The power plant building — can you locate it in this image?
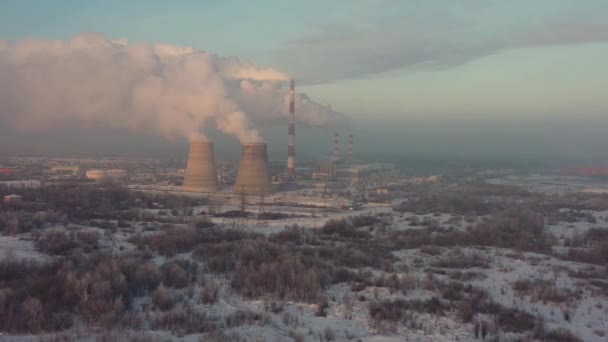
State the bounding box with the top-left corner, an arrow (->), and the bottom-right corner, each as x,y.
86,169 -> 128,182
335,165 -> 369,182
51,165 -> 80,175
3,194 -> 23,204
312,160 -> 336,181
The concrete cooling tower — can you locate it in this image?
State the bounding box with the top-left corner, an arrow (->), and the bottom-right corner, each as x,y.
234,143 -> 273,195
182,141 -> 218,192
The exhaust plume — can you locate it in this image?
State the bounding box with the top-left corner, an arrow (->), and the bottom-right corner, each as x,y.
0,32 -> 343,143
237,80 -> 347,128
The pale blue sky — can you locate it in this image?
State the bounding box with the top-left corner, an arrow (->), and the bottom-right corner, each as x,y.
1,0 -> 607,159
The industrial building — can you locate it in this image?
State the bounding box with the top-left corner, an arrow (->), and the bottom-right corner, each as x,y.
312,160 -> 336,181
3,194 -> 23,204
86,169 -> 127,182
335,165 -> 369,182
51,165 -> 80,175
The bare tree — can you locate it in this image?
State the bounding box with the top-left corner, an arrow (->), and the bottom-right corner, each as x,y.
21,297 -> 44,332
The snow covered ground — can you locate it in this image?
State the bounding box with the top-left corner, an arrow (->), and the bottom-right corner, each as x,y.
2,178 -> 608,341
0,235 -> 47,261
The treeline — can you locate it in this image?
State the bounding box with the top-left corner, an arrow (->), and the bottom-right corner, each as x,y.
0,250 -> 231,334
394,183 -> 608,218
0,184 -> 211,235
0,184 -> 208,219
388,207 -> 552,253
543,192 -> 608,212
563,227 -> 608,266
131,216 -> 394,306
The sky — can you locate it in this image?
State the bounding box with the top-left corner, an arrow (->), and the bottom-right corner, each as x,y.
1,0 -> 607,162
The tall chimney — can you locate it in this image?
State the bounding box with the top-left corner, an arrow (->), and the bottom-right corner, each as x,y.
287,79 -> 296,178
348,133 -> 353,164
332,131 -> 340,162
182,141 -> 218,192
234,143 -> 273,195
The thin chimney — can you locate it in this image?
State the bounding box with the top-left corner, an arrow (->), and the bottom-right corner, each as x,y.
348,133 -> 353,164
287,79 -> 295,178
333,131 -> 340,162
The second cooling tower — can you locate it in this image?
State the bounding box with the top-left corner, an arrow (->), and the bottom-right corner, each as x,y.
182,141 -> 218,192
234,143 -> 273,195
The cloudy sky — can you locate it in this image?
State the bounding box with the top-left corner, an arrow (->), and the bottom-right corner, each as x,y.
1,0 -> 607,161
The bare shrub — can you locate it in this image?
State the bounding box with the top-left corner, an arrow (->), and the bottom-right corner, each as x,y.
546,328 -> 582,342
289,331 -> 306,342
513,278 -> 532,295
368,297 -> 447,322
80,257 -> 128,326
151,306 -> 214,334
225,310 -> 267,328
231,241 -> 325,303
496,308 -> 535,333
351,215 -> 380,227
201,280 -> 219,304
132,226 -> 258,257
481,320 -> 488,339
321,219 -> 370,239
20,297 -> 44,332
513,278 -> 573,303
162,262 -> 189,289
441,281 -> 465,302
419,245 -> 441,255
566,239 -> 608,265
152,283 -> 174,311
131,261 -> 161,295
315,296 -> 328,317
432,252 -> 490,269
332,267 -> 359,284
457,299 -> 474,323
323,326 -> 336,341
36,230 -> 77,255
270,226 -> 303,243
450,270 -> 487,281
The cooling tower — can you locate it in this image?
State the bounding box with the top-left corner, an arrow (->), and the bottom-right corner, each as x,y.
182,141 -> 218,192
234,143 -> 273,195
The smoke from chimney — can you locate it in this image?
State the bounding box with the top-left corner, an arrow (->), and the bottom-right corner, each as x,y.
0,32 -> 345,144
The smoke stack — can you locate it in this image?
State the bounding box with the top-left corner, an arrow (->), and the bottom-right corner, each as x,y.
332,131 -> 340,162
348,133 -> 353,164
287,79 -> 296,178
182,141 -> 218,192
234,143 -> 273,195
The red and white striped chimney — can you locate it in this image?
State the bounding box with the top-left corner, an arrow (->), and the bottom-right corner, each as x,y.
333,131 -> 340,162
287,79 -> 295,178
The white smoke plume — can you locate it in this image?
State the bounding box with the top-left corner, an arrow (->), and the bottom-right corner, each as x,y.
237,80 -> 346,128
0,32 -> 344,143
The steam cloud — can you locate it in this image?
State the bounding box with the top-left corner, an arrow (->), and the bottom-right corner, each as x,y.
0,32 -> 345,143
